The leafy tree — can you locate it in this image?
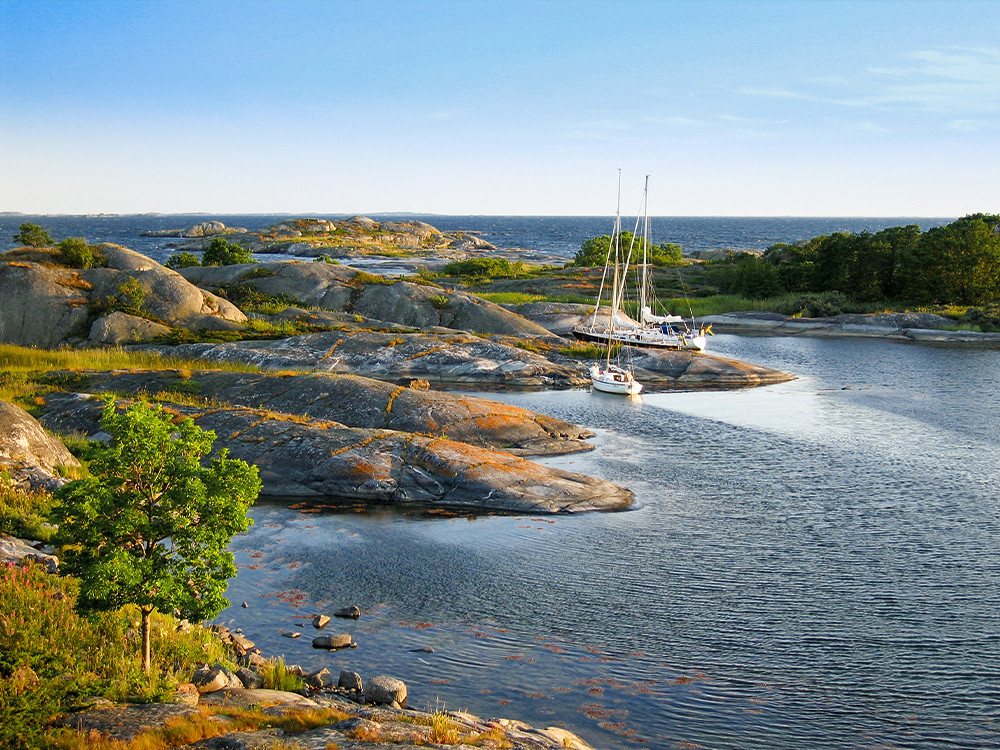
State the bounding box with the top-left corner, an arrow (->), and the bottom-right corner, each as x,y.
571,232 -> 682,267
54,398 -> 261,672
202,237 -> 254,266
57,238 -> 95,268
13,223 -> 53,247
165,252 -> 201,269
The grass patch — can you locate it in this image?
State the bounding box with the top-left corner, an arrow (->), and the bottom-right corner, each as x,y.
557,341 -> 605,359
0,561 -> 234,749
0,479 -> 57,542
260,657 -> 303,692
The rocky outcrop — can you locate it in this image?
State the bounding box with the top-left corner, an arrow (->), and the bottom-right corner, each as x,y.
74,369 -> 595,455
180,261 -> 558,340
87,311 -> 172,346
0,245 -> 246,347
140,330 -> 587,388
0,535 -> 58,573
39,392 -> 633,513
629,348 -> 796,388
701,311 -> 1000,348
0,401 -> 79,491
140,221 -> 247,238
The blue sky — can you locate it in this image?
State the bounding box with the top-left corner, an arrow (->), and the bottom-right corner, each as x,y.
1,0 -> 998,215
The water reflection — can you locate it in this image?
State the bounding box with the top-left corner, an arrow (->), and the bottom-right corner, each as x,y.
221,337 -> 1000,749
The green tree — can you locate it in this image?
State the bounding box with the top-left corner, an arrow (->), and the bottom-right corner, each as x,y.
12,223 -> 53,247
202,237 -> 254,266
165,252 -> 201,269
53,398 -> 261,672
572,232 -> 683,268
57,237 -> 95,268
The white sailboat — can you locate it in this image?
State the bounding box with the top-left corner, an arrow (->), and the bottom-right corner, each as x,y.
572,175 -> 712,352
588,172 -> 643,396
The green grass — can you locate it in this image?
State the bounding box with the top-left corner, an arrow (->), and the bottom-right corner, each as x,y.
0,561 -> 235,749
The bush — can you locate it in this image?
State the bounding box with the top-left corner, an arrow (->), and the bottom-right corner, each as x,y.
429,294 -> 451,309
165,252 -> 200,269
783,292 -> 849,318
57,238 -> 95,269
202,238 -> 254,266
12,223 -> 52,248
441,257 -> 525,279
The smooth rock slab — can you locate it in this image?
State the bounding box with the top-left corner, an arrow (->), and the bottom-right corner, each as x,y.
40,392 -> 634,514
77,368 -> 596,456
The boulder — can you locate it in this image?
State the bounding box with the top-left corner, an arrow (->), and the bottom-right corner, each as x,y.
197,687 -> 319,710
334,605 -> 361,619
235,667 -> 265,690
365,675 -> 407,707
304,667 -> 335,688
0,246 -> 246,347
0,535 -> 59,573
87,311 -> 171,346
40,392 -> 634,513
0,401 -> 80,491
173,683 -> 199,706
338,670 -> 363,692
312,634 -> 355,650
312,614 -> 331,629
180,261 -> 557,340
191,664 -> 243,693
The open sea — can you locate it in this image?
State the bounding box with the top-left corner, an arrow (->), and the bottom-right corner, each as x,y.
0,213 -> 956,265
6,214 -> 996,749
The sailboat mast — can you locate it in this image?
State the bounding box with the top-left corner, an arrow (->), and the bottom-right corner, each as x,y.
640,175 -> 649,321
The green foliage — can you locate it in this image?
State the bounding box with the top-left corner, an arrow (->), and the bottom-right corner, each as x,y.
312,254 -> 340,264
53,397 -> 261,671
261,657 -> 304,692
571,231 -> 682,267
218,283 -> 298,314
960,304 -> 1000,332
12,223 -> 53,248
57,237 -> 96,269
781,292 -> 849,318
350,270 -> 393,286
240,266 -> 277,280
0,478 -> 56,542
429,294 -> 451,309
0,562 -> 233,749
202,237 -> 255,266
115,277 -> 146,315
165,252 -> 201,269
441,257 -> 528,279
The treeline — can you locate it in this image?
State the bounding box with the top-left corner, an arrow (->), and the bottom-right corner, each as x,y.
706,214 -> 1000,306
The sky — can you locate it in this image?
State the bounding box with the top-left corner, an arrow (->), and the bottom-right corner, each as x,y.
1,0 -> 998,216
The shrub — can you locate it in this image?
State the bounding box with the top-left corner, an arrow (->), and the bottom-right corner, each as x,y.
261,657 -> 304,692
57,238 -> 95,269
165,252 -> 201,269
783,292 -> 849,318
429,294 -> 451,309
441,257 -> 525,279
202,238 -> 254,266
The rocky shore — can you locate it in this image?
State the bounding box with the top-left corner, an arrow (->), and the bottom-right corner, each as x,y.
701,311 -> 1000,347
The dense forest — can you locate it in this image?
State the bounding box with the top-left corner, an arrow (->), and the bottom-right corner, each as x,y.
703,214 -> 1000,308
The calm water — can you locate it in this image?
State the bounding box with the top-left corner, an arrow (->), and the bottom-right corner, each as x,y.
217,335 -> 1000,750
0,213 -> 955,264
5,214 -> 994,746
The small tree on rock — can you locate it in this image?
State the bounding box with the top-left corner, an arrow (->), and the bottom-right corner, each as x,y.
13,222 -> 53,247
54,398 -> 261,672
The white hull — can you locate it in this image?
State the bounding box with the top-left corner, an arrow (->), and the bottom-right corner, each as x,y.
590,363 -> 643,395
574,325 -> 708,352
